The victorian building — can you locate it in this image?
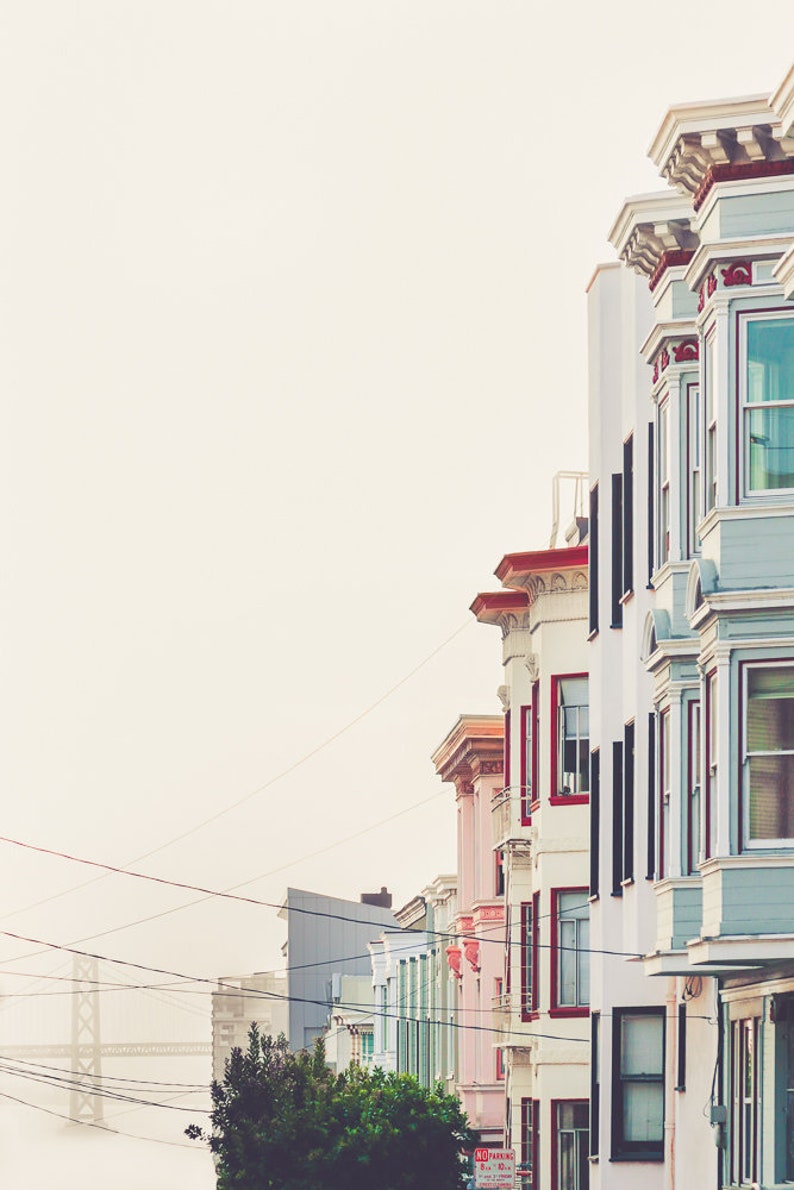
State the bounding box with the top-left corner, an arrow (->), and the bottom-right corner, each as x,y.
588,62 -> 794,1190
472,529 -> 591,1188
368,874 -> 458,1094
433,716 -> 506,1148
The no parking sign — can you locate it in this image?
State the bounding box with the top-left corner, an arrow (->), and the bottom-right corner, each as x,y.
473,1147 -> 515,1188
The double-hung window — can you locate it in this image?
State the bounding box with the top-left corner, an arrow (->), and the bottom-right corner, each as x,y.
521,1099 -> 540,1187
705,670 -> 718,859
554,1101 -> 590,1190
657,399 -> 671,565
658,709 -> 671,878
589,484 -> 599,634
730,1015 -> 759,1186
521,894 -> 539,1020
704,332 -> 717,512
743,663 -> 794,845
686,700 -> 701,873
744,315 -> 794,493
552,889 -> 589,1014
687,382 -> 701,553
623,434 -> 634,597
612,1008 -> 665,1160
521,684 -> 539,821
554,676 -> 589,799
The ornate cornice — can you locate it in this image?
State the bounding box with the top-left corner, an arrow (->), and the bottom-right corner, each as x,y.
608,192 -> 698,288
431,716 -> 504,791
648,87 -> 794,208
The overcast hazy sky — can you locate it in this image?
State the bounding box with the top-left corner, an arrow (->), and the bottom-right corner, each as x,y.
0,2 -> 792,1183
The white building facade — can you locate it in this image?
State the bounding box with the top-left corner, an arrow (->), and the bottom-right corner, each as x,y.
473,537 -> 591,1189
589,63 -> 794,1190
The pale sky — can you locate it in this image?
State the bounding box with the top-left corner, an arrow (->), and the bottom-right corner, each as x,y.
0,3 -> 792,1182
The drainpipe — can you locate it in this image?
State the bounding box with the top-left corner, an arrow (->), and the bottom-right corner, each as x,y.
666,977 -> 677,1190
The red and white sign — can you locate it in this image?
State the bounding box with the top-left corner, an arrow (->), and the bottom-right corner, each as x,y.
473,1147 -> 516,1188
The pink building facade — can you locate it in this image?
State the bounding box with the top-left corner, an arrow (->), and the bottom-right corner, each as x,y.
433,715 -> 506,1148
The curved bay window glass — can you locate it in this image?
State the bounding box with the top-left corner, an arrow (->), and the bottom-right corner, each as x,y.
745,317 -> 794,493
557,677 -> 590,797
744,664 -> 794,845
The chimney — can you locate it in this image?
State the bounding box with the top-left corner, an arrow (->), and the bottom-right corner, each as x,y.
360,886 -> 392,909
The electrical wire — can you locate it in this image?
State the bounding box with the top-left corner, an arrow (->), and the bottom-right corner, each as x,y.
0,1089 -> 201,1149
0,1054 -> 206,1090
0,926 -> 710,1045
0,1061 -> 209,1113
0,618 -> 473,930
0,839 -> 644,962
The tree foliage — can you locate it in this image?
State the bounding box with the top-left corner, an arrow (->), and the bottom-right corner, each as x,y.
187,1024 -> 475,1189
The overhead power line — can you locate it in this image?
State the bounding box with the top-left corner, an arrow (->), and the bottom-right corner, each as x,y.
0,838 -> 640,962
0,617 -> 473,929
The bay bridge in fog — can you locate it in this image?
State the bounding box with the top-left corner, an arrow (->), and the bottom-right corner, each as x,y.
0,955 -> 212,1125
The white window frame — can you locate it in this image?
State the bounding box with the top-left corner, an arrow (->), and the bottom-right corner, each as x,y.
742,660 -> 794,849
730,1015 -> 760,1187
740,311 -> 794,499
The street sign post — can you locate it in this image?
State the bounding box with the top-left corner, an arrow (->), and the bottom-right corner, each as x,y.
473,1147 -> 516,1188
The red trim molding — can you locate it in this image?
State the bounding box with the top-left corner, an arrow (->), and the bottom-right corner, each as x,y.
495,545 -> 588,584
722,260 -> 752,288
549,673 -> 589,805
470,590 -> 530,617
673,338 -> 699,363
694,159 -> 794,212
549,887 -> 589,1018
648,248 -> 695,293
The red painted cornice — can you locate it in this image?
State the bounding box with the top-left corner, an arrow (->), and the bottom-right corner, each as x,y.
694,159 -> 794,212
495,544 -> 588,587
470,590 -> 530,620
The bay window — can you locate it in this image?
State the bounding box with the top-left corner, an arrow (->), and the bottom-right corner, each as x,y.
552,889 -> 589,1013
743,662 -> 794,845
553,675 -> 589,800
612,1008 -> 665,1160
744,315 -> 794,493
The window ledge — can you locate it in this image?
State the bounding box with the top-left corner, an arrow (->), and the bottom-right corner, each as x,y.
619,589 -> 635,606
620,877 -> 635,889
609,1154 -> 664,1164
548,1007 -> 589,1019
550,795 -> 589,807
587,628 -> 599,642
